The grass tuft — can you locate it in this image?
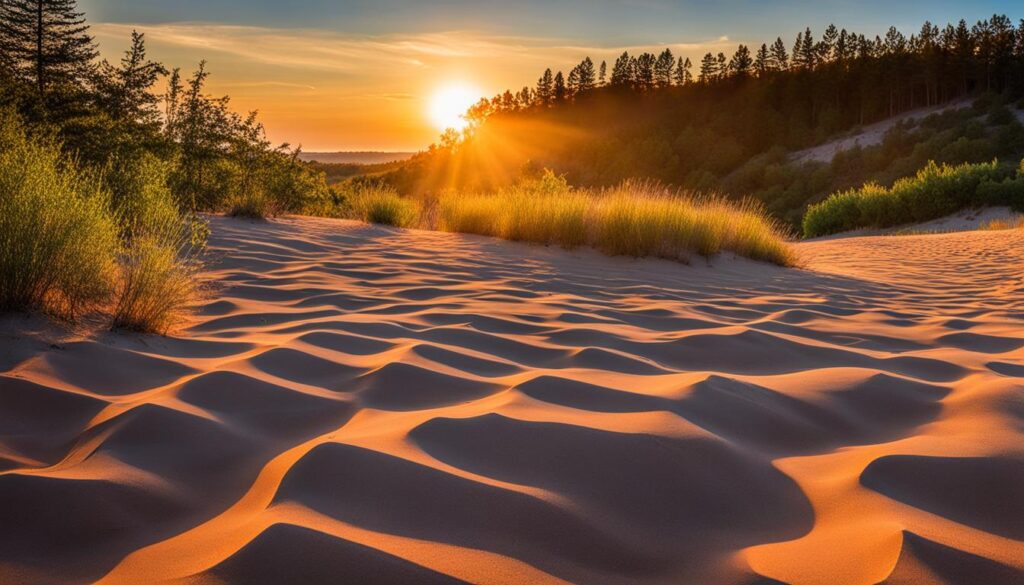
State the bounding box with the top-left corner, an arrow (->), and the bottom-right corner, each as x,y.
980,215 -> 1024,230
434,173 -> 795,265
350,184 -> 419,227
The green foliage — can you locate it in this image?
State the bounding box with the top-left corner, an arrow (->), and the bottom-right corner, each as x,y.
803,159 -> 1024,237
0,110 -> 119,316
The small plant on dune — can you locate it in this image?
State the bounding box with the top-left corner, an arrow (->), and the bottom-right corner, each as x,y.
0,112 -> 120,318
106,154 -> 207,333
227,189 -> 280,219
349,184 -> 419,227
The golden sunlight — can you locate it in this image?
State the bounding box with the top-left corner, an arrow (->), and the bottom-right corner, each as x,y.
428,83 -> 481,131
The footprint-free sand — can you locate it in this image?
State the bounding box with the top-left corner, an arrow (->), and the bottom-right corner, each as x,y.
1,216 -> 1022,584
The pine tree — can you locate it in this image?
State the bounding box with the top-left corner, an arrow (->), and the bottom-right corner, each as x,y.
553,70 -> 567,101
536,68 -> 554,105
673,56 -> 686,85
0,0 -> 97,95
654,48 -> 674,87
681,57 -> 693,84
755,43 -> 771,75
770,37 -> 789,70
634,52 -> 656,90
801,28 -> 817,69
576,56 -> 596,92
94,30 -> 167,125
598,60 -> 607,86
567,66 -> 580,96
729,45 -> 753,77
819,24 -> 838,63
715,52 -> 727,79
698,52 -> 717,83
610,51 -> 632,87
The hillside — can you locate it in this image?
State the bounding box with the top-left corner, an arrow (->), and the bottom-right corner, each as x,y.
298,151 -> 416,165
1,216 -> 1022,584
373,15 -> 1024,228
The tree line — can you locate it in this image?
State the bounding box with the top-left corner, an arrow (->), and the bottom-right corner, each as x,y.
464,16 -> 1024,125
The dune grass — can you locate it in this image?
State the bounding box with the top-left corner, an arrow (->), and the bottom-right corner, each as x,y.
0,114 -> 120,317
349,184 -> 419,227
803,159 -> 1024,237
980,215 -> 1024,230
367,172 -> 794,265
106,155 -> 206,332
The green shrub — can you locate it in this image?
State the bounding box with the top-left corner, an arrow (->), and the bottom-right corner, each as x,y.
0,112 -> 120,317
803,159 -> 1021,237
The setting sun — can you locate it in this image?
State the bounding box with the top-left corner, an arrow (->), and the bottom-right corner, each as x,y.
428,84 -> 481,131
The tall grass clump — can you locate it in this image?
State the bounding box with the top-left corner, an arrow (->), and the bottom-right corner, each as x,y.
434,174 -> 795,265
803,159 -> 1024,237
349,184 -> 419,227
106,154 -> 206,332
0,113 -> 120,317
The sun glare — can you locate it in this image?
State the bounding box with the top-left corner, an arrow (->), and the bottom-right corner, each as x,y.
429,84 -> 481,131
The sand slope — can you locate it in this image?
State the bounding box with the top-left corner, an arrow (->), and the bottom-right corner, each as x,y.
1,216 -> 1022,584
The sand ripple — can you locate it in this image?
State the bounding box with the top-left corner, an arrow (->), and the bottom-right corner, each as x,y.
1,217 -> 1022,584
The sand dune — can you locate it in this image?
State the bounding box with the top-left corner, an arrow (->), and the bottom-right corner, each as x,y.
1,216 -> 1022,584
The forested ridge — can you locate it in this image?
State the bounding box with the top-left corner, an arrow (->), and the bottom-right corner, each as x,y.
383,15 -> 1024,225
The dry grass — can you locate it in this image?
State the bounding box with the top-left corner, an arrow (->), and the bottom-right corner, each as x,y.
401,174 -> 794,265
979,215 -> 1024,230
350,184 -> 419,227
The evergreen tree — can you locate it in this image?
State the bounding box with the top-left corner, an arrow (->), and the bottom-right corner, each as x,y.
699,52 -> 717,83
672,56 -> 686,85
553,70 -> 567,102
536,68 -> 554,105
770,37 -> 789,70
819,24 -> 838,63
654,48 -> 674,87
93,31 -> 167,125
681,57 -> 693,84
755,43 -> 771,75
567,66 -> 580,96
801,28 -> 817,68
610,51 -> 632,87
716,52 -> 728,79
729,45 -> 753,77
0,0 -> 97,95
577,56 -> 596,91
634,52 -> 656,90
598,60 -> 607,86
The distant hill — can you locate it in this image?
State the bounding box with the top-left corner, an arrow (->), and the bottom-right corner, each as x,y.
299,151 -> 416,165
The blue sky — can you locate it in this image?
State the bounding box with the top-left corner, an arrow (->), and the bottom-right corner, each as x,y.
78,1 -> 1022,150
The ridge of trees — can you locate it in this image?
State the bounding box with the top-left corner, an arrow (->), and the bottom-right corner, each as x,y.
383,14 -> 1024,228
463,16 -> 1024,125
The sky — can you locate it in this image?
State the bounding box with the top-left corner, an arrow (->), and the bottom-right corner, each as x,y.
79,0 -> 1019,151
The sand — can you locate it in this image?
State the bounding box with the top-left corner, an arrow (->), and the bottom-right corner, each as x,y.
1,215 -> 1022,584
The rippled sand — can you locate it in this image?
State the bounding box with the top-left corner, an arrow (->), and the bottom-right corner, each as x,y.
1,216 -> 1022,584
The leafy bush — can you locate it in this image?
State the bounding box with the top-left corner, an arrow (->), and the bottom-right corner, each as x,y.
803,159 -> 1023,237
0,112 -> 120,317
